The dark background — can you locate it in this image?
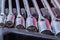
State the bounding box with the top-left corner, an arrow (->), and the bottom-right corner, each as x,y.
5,0 -> 53,8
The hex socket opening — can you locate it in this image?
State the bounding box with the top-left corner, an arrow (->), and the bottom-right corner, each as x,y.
41,30 -> 54,35
27,26 -> 37,32
16,24 -> 25,29
6,21 -> 14,28
0,23 -> 4,27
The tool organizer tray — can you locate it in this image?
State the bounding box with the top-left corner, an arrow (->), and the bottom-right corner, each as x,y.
0,0 -> 60,40
0,7 -> 59,40
2,27 -> 60,40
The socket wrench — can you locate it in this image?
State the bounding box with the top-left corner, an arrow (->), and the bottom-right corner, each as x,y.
15,0 -> 25,29
23,0 -> 37,32
41,0 -> 60,37
32,0 -> 52,35
6,0 -> 15,28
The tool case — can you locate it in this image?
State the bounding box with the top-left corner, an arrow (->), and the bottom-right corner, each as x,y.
0,0 -> 60,40
1,8 -> 60,40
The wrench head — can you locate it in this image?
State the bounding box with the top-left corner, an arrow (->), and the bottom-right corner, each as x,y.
15,16 -> 25,29
38,19 -> 53,35
26,17 -> 37,32
51,20 -> 60,37
6,14 -> 15,27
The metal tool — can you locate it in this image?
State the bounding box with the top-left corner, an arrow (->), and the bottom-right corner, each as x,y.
52,8 -> 60,19
51,0 -> 60,9
15,0 -> 25,29
6,0 -> 15,28
12,8 -> 17,16
51,0 -> 60,19
30,7 -> 38,20
4,8 -> 9,16
40,8 -> 51,21
23,0 -> 37,32
32,0 -> 52,35
0,0 -> 6,27
51,0 -> 57,8
21,8 -> 27,20
41,0 -> 60,37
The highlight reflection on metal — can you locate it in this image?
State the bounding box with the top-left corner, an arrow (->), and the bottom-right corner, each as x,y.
23,0 -> 37,32
41,0 -> 60,37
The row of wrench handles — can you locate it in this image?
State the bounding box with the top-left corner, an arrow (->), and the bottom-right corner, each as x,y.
0,0 -> 60,37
